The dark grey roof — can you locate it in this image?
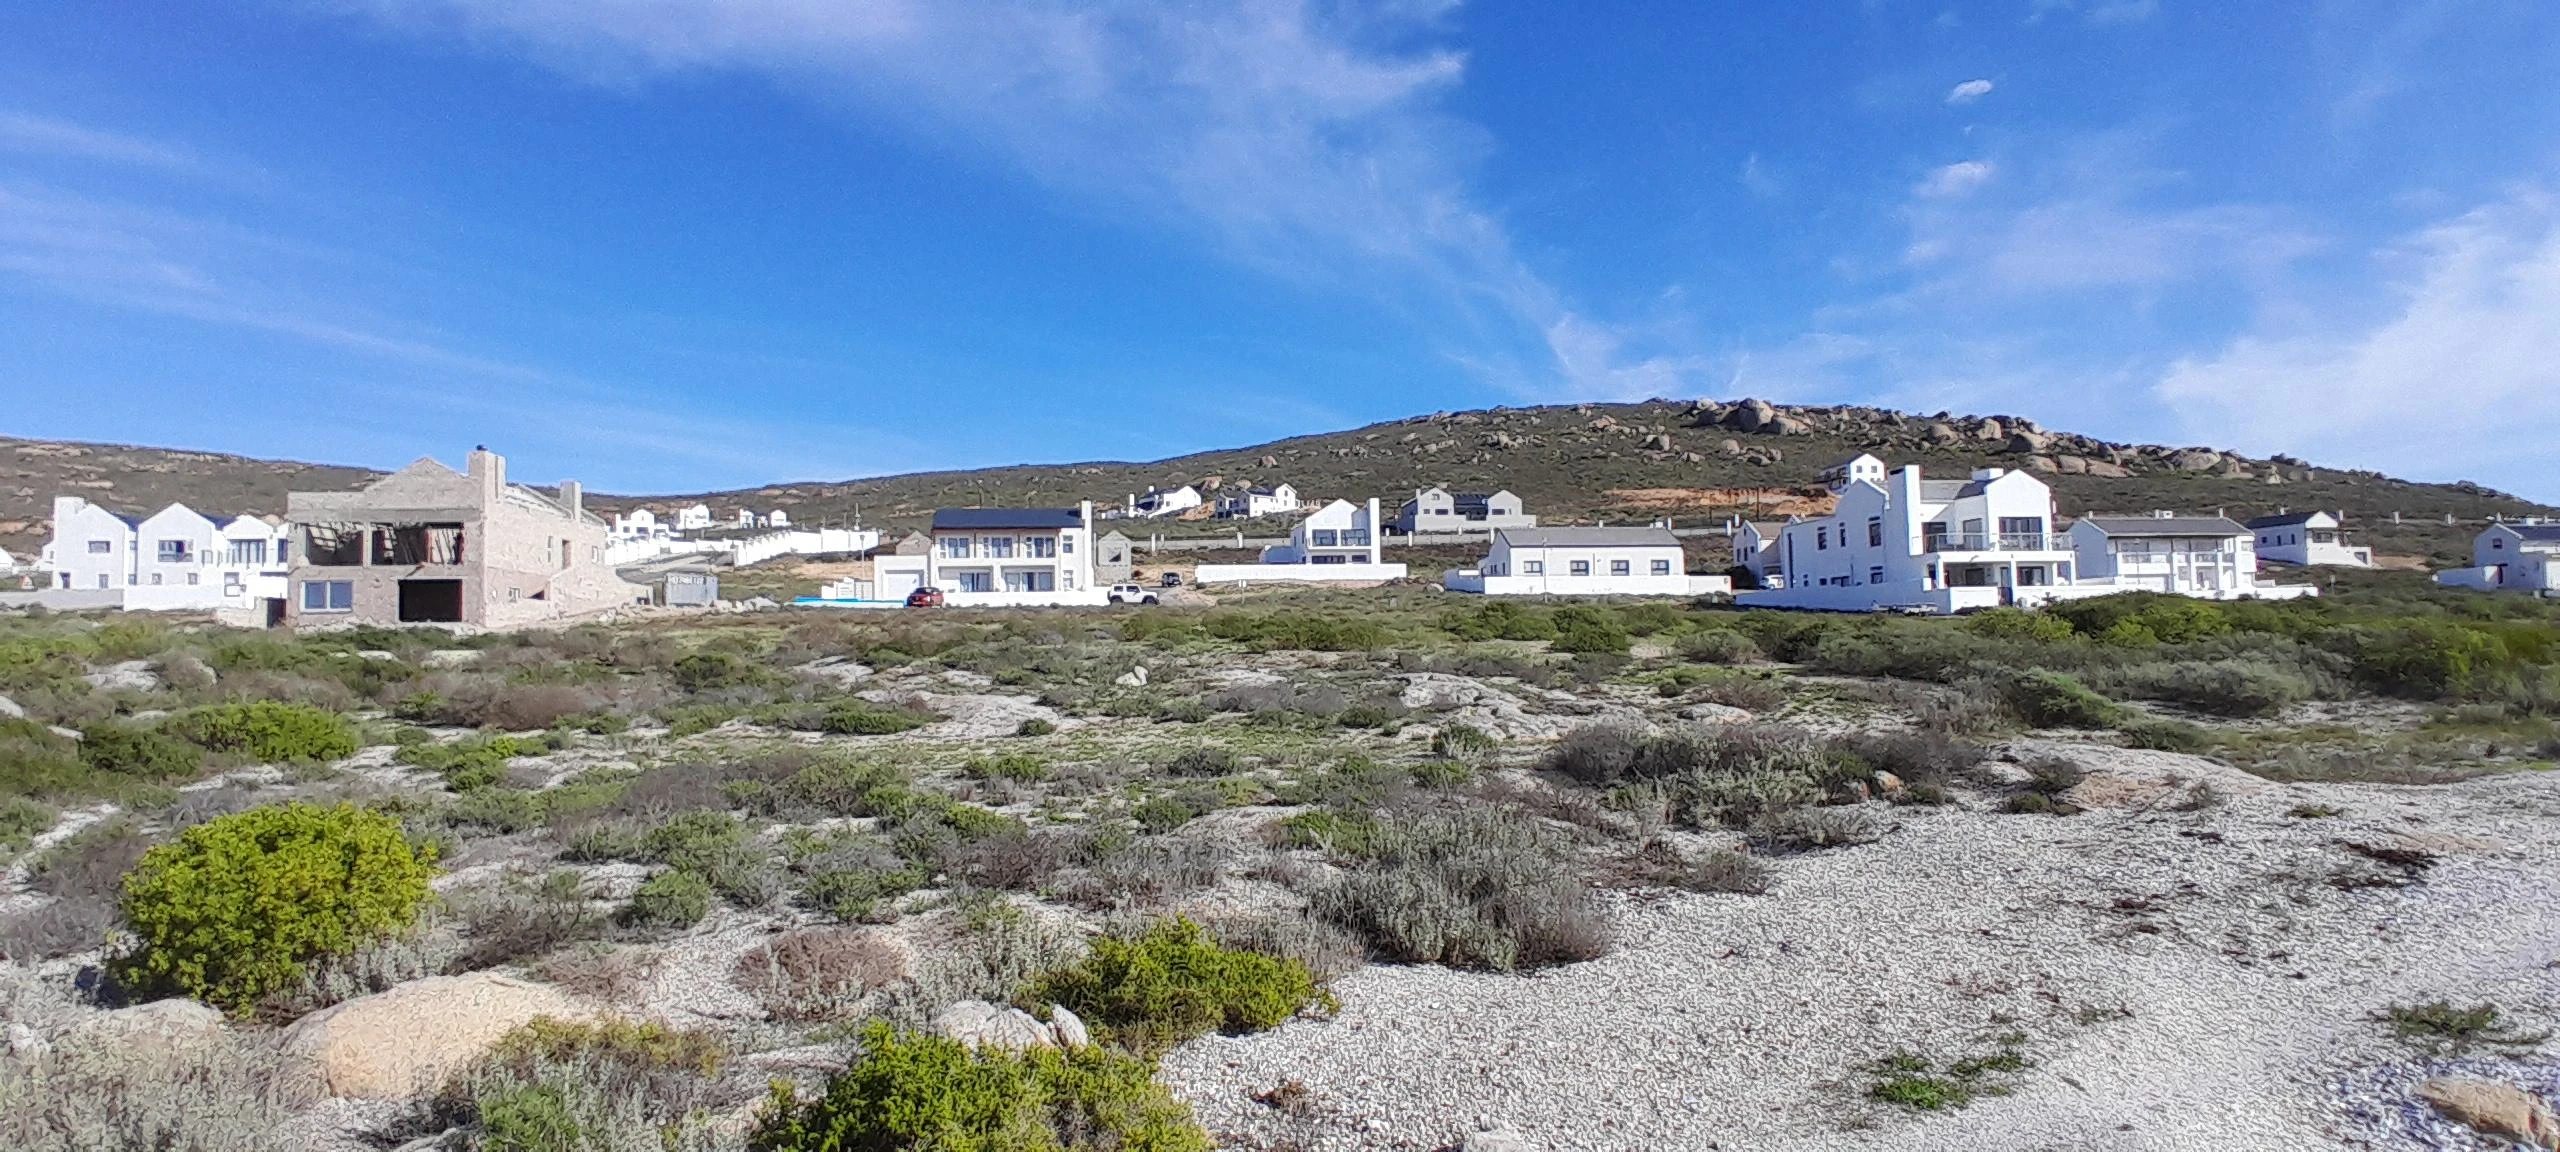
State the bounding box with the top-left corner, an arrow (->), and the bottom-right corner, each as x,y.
932,508 -> 1082,530
2078,515 -> 2249,537
2504,524 -> 2560,543
1919,480 -> 1987,501
2243,512 -> 2324,529
1497,526 -> 1680,549
1246,486 -> 1280,496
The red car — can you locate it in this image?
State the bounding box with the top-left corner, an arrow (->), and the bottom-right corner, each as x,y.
904,586 -> 945,608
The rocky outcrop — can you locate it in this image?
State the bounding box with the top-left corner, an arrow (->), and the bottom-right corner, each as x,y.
935,999 -> 1093,1052
2419,1078 -> 2560,1150
81,661 -> 160,693
56,999 -> 227,1050
282,973 -> 596,1100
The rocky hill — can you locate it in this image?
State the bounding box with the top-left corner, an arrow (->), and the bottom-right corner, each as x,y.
4,400 -> 2547,563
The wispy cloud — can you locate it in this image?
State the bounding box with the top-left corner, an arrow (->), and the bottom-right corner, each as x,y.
2028,0 -> 2157,26
0,110 -> 205,174
1915,160 -> 1995,199
329,0 -> 1697,402
1945,78 -> 1994,105
2157,186 -> 2560,500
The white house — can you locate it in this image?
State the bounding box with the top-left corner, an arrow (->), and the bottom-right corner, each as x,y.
1216,484 -> 1300,519
1196,498 -> 1406,584
42,496 -> 292,615
2067,514 -> 2311,600
2246,511 -> 2372,568
611,509 -> 670,544
767,509 -> 791,528
1736,456 -> 2099,613
732,508 -> 758,529
214,515 -> 293,606
48,496 -> 138,592
1444,526 -> 1724,597
0,545 -> 15,573
132,504 -> 227,592
1396,487 -> 1535,535
1129,486 -> 1203,519
2437,521 -> 2560,595
674,503 -> 713,532
870,503 -> 1108,607
1729,520 -> 1787,589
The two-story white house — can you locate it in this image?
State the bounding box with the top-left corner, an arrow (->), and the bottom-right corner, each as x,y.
611,508 -> 671,544
1730,520 -> 1787,589
1196,498 -> 1406,584
1445,526 -> 1722,597
2066,513 -> 2312,600
871,503 -> 1107,606
1215,484 -> 1300,519
673,503 -> 713,532
2246,511 -> 2372,568
44,496 -> 293,615
2437,521 -> 2560,595
1395,487 -> 1536,535
48,496 -> 141,592
1736,456 -> 2094,612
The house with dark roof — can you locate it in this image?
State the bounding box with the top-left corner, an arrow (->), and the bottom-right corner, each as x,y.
2438,520 -> 2560,595
871,501 -> 1106,606
2245,510 -> 2372,568
2067,513 -> 2311,600
1215,483 -> 1300,519
1446,525 -> 1726,597
1395,486 -> 1535,535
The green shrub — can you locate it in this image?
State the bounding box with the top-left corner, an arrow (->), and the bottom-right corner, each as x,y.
1015,718 -> 1056,737
621,870 -> 712,929
399,734 -> 545,792
966,751 -> 1050,782
1999,670 -> 2119,728
1165,746 -> 1239,777
1549,606 -> 1632,655
0,796 -> 52,856
165,701 -> 357,765
817,700 -> 935,735
671,651 -> 767,693
76,723 -> 205,781
749,1021 -> 1211,1152
112,802 -> 436,1012
1203,613 -> 1390,652
2103,659 -> 2311,718
2117,717 -> 2213,753
1961,608 -> 2077,644
1031,918 -> 1330,1055
1130,793 -> 1210,834
1677,628 -> 1763,664
1313,808 -> 1607,972
1439,602 -> 1556,642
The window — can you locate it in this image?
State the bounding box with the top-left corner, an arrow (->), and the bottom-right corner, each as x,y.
228,539 -> 267,566
1026,536 -> 1056,559
1570,560 -> 1591,576
149,574 -> 162,585
1870,566 -> 1885,585
1610,560 -> 1631,576
942,537 -> 973,560
97,574 -> 110,589
157,540 -> 190,563
301,580 -> 353,613
1060,536 -> 1075,554
186,573 -> 199,586
1522,561 -> 1544,575
1342,530 -> 1371,547
1651,559 -> 1672,576
1312,529 -> 1339,547
86,540 -> 112,554
984,536 -> 1016,559
1868,518 -> 1883,547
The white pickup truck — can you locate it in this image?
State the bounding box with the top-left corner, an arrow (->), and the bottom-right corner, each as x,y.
1107,583 -> 1160,605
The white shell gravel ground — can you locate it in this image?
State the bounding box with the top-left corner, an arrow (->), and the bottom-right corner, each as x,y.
1159,753 -> 2560,1151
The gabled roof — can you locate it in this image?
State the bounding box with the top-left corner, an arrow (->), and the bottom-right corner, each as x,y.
933,508 -> 1083,531
1919,479 -> 1987,502
2243,511 -> 2328,529
2077,515 -> 2249,537
1497,526 -> 1679,549
2499,523 -> 2560,543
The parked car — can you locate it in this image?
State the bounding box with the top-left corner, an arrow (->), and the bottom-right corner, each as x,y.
904,586 -> 945,608
1108,583 -> 1159,605
1158,571 -> 1183,588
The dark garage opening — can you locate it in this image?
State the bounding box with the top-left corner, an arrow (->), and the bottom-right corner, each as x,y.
398,579 -> 464,623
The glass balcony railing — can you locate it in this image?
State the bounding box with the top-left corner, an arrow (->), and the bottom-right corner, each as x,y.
1923,533 -> 2050,553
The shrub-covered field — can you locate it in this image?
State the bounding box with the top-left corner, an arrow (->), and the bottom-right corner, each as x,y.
0,573 -> 2552,1148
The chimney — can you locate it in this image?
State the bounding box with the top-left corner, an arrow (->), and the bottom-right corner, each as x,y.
467,446 -> 504,505
1971,467 -> 2006,481
561,480 -> 583,521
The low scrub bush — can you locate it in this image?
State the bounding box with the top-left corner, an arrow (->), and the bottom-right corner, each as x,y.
1031,917 -> 1331,1055
0,797 -> 50,857
1677,628 -> 1763,664
0,1028 -> 322,1151
2118,717 -> 2213,753
399,733 -> 547,792
164,701 -> 357,765
1549,606 -> 1633,655
1832,731 -> 1983,789
1313,808 -> 1607,972
1204,613 -> 1391,652
1439,601 -> 1557,642
2100,658 -> 2312,718
1165,745 -> 1240,778
749,1020 -> 1211,1152
450,1017 -> 732,1152
1682,847 -> 1771,894
1015,717 -> 1056,737
75,723 -> 205,781
671,650 -> 771,694
621,870 -> 713,930
113,802 -> 437,1013
1961,608 -> 2076,644
1748,806 -> 1880,852
814,699 -> 936,736
965,750 -> 1050,782
1999,670 -> 2119,729
736,928 -> 908,1023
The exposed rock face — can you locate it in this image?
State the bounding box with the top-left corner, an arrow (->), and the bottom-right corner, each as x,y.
81,660 -> 160,693
1049,1004 -> 1093,1050
0,693 -> 21,720
2006,431 -> 2052,454
58,999 -> 227,1049
2418,1078 -> 2560,1150
2085,460 -> 2134,479
1727,399 -> 1777,433
2170,449 -> 2225,472
2054,455 -> 2091,475
282,973 -> 596,1100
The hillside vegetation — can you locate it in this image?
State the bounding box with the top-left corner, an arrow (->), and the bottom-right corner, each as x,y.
7,400 -> 2548,562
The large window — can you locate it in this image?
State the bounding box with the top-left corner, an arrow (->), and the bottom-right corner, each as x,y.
1026,536 -> 1056,559
300,580 -> 354,613
228,539 -> 268,566
1610,560 -> 1631,576
984,536 -> 1016,559
86,540 -> 112,554
157,540 -> 190,563
1651,559 -> 1672,576
1312,529 -> 1339,547
1868,518 -> 1883,547
942,537 -> 973,560
1522,560 -> 1544,575
1570,560 -> 1592,576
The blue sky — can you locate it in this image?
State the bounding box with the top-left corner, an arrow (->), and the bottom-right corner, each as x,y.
3,2 -> 2556,501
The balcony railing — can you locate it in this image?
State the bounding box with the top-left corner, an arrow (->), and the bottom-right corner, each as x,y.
1923,533 -> 2051,553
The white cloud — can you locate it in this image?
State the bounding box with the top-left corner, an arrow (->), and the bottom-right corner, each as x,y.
1914,160 -> 1995,199
2157,188 -> 2560,501
332,0 -> 1692,402
2028,0 -> 2156,26
1945,79 -> 1994,105
0,111 -> 202,173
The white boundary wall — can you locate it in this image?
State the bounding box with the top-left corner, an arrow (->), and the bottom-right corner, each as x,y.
1442,571 -> 1730,597
1193,562 -> 1408,584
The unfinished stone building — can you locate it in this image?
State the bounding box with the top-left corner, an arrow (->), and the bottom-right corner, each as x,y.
285,447 -> 648,629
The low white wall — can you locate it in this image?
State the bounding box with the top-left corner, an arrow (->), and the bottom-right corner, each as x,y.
939,589 -> 1112,609
1193,562 -> 1408,584
1443,571 -> 1728,597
